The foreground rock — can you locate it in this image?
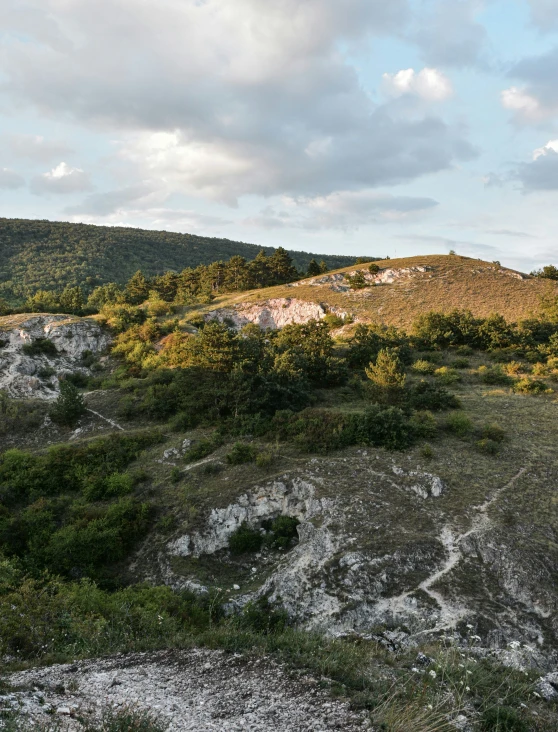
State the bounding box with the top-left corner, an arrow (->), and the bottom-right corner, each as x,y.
2,649 -> 368,731
0,313 -> 110,399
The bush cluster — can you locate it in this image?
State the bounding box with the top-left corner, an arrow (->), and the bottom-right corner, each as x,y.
228,515 -> 300,555
0,431 -> 160,580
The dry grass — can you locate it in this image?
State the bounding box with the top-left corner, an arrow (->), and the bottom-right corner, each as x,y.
178,254 -> 558,330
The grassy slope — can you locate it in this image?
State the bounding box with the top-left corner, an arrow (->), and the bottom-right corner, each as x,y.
188,254 -> 557,329
0,217 -> 358,300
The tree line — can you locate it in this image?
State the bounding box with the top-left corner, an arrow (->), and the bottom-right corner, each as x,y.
0,247 -> 334,317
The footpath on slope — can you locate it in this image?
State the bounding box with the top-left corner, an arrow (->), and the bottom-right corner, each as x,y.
2,649 -> 369,731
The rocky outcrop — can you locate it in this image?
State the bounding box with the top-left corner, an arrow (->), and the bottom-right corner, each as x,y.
168,477 -> 323,558
157,456 -> 558,662
204,297 -> 346,330
164,465 -> 455,635
290,266 -> 432,292
0,314 -> 111,399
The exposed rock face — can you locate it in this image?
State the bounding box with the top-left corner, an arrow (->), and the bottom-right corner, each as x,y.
164,466 -> 454,635
3,650 -> 367,731
290,266 -> 432,292
204,297 -> 335,329
168,478 -> 323,558
157,456 -> 557,663
0,314 -> 111,399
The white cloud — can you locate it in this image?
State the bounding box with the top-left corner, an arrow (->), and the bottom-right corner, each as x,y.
511,140 -> 558,192
500,86 -> 552,123
533,139 -> 558,159
0,0 -> 475,206
383,68 -> 452,101
30,162 -> 92,195
0,167 -> 25,189
505,47 -> 558,125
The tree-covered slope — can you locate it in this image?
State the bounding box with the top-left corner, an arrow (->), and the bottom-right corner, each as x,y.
0,218 -> 358,301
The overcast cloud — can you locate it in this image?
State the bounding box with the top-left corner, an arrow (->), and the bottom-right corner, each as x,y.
2,1 -> 558,269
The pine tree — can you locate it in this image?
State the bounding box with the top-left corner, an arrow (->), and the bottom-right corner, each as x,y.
49,379 -> 86,427
306,259 -> 321,277
59,285 -> 84,314
249,249 -> 273,288
125,270 -> 150,305
365,348 -> 406,402
269,247 -> 298,284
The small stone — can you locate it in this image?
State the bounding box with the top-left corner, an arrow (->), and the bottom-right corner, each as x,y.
233,584 -> 240,590
416,652 -> 434,666
56,706 -> 71,715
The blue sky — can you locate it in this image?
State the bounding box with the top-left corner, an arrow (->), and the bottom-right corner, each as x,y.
2,0 -> 558,271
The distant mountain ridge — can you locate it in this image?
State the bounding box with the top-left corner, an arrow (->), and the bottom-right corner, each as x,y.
0,218 -> 358,302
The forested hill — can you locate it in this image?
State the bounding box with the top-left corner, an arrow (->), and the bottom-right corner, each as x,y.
0,218 -> 358,302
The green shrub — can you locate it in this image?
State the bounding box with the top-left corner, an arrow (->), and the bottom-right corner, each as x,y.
480,706 -> 529,732
345,272 -> 368,289
183,437 -> 221,462
406,381 -> 460,411
38,498 -> 151,578
273,406 -> 414,453
255,451 -> 274,469
446,411 -> 473,437
49,380 -> 86,427
411,359 -> 436,375
228,523 -> 263,554
0,572 -> 215,661
480,424 -> 506,442
268,515 -> 299,550
226,442 -> 257,465
420,444 -> 434,459
434,366 -> 461,384
476,438 -> 500,455
22,338 -> 57,357
0,394 -> 45,435
409,410 -> 437,438
513,378 -> 549,394
64,371 -> 90,388
323,313 -> 345,328
452,357 -> 470,369
478,365 -> 512,385
199,462 -> 222,476
365,348 -> 406,395
37,365 -> 56,379
239,596 -> 288,635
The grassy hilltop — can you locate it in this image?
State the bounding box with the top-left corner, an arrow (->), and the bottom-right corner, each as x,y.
192,254 -> 557,329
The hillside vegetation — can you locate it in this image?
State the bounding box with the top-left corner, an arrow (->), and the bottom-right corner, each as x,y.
0,218 -> 358,302
2,254 -> 558,730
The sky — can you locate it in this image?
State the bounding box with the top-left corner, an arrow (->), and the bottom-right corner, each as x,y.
2,1 -> 558,271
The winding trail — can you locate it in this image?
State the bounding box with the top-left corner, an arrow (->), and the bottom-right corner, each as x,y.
388,467 -> 528,633
85,408 -> 125,431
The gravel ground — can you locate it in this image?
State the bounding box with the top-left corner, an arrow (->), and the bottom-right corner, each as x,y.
1,649 -> 370,731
